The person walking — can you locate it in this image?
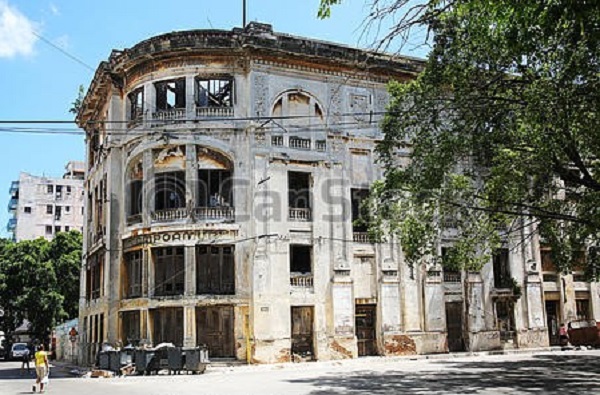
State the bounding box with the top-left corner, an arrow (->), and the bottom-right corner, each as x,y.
20,345 -> 31,375
33,344 -> 49,393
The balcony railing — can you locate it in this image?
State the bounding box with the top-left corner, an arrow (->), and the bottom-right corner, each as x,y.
289,207 -> 311,222
6,217 -> 16,231
316,140 -> 327,152
7,198 -> 17,212
290,273 -> 314,288
353,232 -> 372,243
127,214 -> 143,226
195,106 -> 234,118
193,206 -> 234,221
9,181 -> 19,194
289,137 -> 311,150
271,135 -> 284,146
152,207 -> 188,222
152,108 -> 186,123
443,272 -> 462,283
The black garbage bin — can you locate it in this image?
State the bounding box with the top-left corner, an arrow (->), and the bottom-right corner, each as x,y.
167,347 -> 184,374
183,346 -> 209,374
98,351 -> 110,370
134,349 -> 155,375
107,350 -> 121,374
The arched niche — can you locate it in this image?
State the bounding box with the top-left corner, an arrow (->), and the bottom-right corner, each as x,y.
272,90 -> 325,126
196,146 -> 233,209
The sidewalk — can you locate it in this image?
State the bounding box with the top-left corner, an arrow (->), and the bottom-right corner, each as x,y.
50,345 -> 570,377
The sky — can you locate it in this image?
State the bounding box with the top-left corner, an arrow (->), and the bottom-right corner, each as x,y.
0,0 -> 429,238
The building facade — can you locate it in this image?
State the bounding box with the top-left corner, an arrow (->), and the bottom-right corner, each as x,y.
76,23 -> 595,365
7,161 -> 85,241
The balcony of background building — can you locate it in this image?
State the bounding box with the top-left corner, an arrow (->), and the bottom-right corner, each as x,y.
9,180 -> 19,195
6,217 -> 16,232
7,197 -> 18,212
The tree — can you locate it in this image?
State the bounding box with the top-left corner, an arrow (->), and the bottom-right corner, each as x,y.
0,231 -> 83,340
69,84 -> 86,115
47,231 -> 83,319
321,1 -> 600,273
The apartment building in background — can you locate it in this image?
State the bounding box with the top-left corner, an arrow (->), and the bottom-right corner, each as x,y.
7,161 -> 85,241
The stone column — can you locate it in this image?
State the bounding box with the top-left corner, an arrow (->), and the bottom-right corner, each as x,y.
183,305 -> 196,348
331,277 -> 356,359
185,76 -> 195,120
147,247 -> 155,299
185,246 -> 196,296
142,150 -> 154,226
185,144 -> 197,212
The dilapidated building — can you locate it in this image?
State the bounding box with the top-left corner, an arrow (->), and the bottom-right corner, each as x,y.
76,23 -> 564,365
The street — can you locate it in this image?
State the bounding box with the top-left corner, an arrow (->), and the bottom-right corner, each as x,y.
1,350 -> 600,395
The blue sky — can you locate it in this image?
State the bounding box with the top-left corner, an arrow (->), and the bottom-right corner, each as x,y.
0,0 -> 428,237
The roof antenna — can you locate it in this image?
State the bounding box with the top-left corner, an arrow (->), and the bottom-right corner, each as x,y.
243,0 -> 247,28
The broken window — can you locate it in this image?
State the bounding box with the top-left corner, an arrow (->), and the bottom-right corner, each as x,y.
288,172 -> 311,210
290,245 -> 312,274
153,247 -> 184,296
155,79 -> 186,111
121,311 -> 141,346
196,245 -> 235,295
152,308 -> 183,346
196,78 -> 233,107
128,88 -> 144,123
129,179 -> 143,216
197,170 -> 233,207
576,299 -> 590,320
442,247 -> 461,283
493,248 -> 511,289
351,188 -> 369,232
86,250 -> 104,301
123,250 -> 143,298
154,171 -> 186,211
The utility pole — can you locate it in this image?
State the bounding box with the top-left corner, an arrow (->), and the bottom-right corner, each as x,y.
243,0 -> 247,28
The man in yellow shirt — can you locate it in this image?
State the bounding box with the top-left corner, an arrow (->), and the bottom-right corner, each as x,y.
33,344 -> 49,393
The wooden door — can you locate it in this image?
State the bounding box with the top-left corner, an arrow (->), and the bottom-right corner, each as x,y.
546,301 -> 560,346
196,306 -> 235,358
291,306 -> 314,358
355,304 -> 377,356
445,302 -> 465,352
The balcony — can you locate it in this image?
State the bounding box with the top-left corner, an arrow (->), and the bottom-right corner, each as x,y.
353,232 -> 372,243
195,106 -> 233,118
290,273 -> 313,288
152,207 -> 188,222
151,207 -> 235,223
443,272 -> 462,283
289,137 -> 311,150
152,108 -> 186,124
289,208 -> 311,222
193,207 -> 234,221
9,181 -> 19,195
316,140 -> 327,152
6,217 -> 16,232
126,214 -> 142,226
7,198 -> 17,212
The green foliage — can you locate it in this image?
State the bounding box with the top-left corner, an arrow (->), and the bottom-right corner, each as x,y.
364,0 -> 600,272
69,84 -> 86,115
0,231 -> 82,340
318,0 -> 343,19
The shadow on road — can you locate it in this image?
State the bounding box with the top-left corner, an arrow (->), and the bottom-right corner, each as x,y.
0,363 -> 71,381
288,353 -> 600,394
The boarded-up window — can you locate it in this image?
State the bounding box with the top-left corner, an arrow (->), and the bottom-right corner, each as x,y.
153,247 -> 185,296
196,306 -> 235,357
152,308 -> 183,346
123,251 -> 143,298
121,311 -> 141,346
196,245 -> 235,295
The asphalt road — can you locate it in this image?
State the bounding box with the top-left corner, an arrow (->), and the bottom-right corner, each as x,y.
1,350 -> 599,395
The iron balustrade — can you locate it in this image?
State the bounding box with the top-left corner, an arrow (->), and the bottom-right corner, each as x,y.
152,208 -> 188,222
152,108 -> 186,123
289,137 -> 311,150
443,272 -> 462,283
353,232 -> 372,243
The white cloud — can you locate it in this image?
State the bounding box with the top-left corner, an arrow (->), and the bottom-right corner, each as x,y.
49,3 -> 59,16
0,1 -> 37,58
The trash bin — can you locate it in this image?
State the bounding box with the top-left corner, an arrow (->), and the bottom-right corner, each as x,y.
183,346 -> 209,374
134,349 -> 155,375
147,346 -> 170,375
167,347 -> 184,374
98,351 -> 110,370
120,347 -> 134,366
108,350 -> 121,374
